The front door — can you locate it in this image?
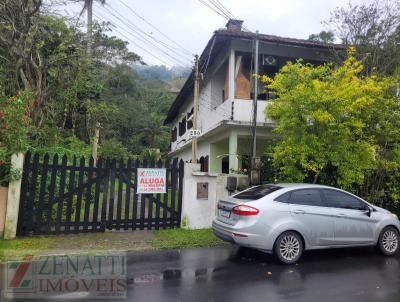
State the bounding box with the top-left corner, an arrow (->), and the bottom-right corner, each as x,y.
289,189 -> 335,247
321,189 -> 375,245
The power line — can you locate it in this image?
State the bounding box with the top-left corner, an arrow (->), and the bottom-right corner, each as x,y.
104,3 -> 193,62
94,8 -> 191,67
118,0 -> 194,57
93,12 -> 176,67
99,4 -> 191,66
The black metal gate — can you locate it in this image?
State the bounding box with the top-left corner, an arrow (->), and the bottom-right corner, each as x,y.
17,152 -> 184,236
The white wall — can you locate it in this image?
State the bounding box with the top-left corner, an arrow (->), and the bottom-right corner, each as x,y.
233,99 -> 274,124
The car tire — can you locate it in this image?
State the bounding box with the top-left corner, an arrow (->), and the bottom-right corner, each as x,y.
378,226 -> 400,256
274,231 -> 303,264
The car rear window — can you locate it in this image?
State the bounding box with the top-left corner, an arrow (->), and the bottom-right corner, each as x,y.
234,185 -> 282,200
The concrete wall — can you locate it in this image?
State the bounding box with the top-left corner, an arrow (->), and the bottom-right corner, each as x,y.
181,163 -> 248,229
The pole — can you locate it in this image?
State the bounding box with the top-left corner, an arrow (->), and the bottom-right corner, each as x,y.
86,0 -> 93,56
92,122 -> 101,167
251,31 -> 259,159
191,55 -> 200,164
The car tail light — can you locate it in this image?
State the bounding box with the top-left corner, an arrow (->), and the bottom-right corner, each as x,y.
232,205 -> 259,216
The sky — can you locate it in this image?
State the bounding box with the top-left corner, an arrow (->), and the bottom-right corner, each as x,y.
58,0 -> 372,67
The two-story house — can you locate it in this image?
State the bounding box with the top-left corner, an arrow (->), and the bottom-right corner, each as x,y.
164,19 -> 344,174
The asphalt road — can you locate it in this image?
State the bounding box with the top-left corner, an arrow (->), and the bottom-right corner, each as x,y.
2,245 -> 400,301
127,245 -> 400,302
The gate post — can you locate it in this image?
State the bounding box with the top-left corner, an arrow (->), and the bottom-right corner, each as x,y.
4,153 -> 24,239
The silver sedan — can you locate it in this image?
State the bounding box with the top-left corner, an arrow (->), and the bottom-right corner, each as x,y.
212,183 -> 400,264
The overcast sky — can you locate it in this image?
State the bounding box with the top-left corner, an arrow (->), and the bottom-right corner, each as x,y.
59,0 -> 372,67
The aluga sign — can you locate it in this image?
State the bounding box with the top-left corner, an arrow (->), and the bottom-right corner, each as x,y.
137,168 -> 167,194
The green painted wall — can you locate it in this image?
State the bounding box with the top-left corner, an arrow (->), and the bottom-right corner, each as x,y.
210,139 -> 228,173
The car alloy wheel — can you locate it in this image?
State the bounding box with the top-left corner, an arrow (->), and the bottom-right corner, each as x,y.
275,231 -> 303,264
379,227 -> 400,256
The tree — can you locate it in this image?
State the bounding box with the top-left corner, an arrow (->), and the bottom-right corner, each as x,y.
262,49 -> 400,191
327,0 -> 400,75
308,30 -> 335,43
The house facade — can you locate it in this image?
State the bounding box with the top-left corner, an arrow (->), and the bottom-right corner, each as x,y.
164,20 -> 344,174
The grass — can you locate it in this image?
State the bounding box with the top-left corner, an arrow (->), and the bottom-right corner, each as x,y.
152,228 -> 227,250
0,236 -> 57,261
0,228 -> 226,262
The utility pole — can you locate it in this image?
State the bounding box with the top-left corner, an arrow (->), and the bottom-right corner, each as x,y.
251,31 -> 260,184
86,0 -> 93,56
191,55 -> 200,164
92,122 -> 101,167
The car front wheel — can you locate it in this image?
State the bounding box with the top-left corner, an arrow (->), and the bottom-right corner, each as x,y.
378,226 -> 400,256
274,231 -> 303,264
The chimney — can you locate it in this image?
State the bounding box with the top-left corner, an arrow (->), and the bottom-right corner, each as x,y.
226,19 -> 244,32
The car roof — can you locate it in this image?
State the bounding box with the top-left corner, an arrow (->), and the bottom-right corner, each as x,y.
270,183 -> 338,190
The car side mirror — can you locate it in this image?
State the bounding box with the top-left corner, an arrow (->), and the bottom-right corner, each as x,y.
363,206 -> 372,217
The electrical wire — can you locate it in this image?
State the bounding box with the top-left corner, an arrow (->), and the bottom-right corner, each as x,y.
94,9 -> 190,67
104,3 -> 193,62
118,0 -> 194,57
93,12 -> 176,67
98,5 -> 191,66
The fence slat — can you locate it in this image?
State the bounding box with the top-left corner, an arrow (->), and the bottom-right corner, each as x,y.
65,156 -> 77,233
92,158 -> 103,231
162,160 -> 170,229
74,157 -> 86,233
139,159 -> 148,230
83,157 -> 94,232
100,158 -> 111,231
55,155 -> 68,234
115,159 -> 124,230
25,153 -> 40,234
124,158 -> 132,230
169,158 -> 178,228
107,159 -> 117,229
17,151 -> 31,235
155,159 -> 163,230
35,153 -> 49,234
131,159 -> 139,230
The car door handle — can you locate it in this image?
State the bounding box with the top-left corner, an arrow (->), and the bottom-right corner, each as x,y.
337,213 -> 346,217
293,210 -> 306,214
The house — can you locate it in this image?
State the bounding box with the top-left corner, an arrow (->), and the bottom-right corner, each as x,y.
164,19 -> 344,174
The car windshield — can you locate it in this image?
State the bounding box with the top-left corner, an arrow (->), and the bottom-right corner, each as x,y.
234,185 -> 282,200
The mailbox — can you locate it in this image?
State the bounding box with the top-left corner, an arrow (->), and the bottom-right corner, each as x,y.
197,182 -> 209,199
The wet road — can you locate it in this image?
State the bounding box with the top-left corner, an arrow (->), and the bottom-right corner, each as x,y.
127,246 -> 400,302
1,245 -> 400,301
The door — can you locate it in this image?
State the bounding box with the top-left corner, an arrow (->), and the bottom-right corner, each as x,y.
322,189 -> 375,245
289,189 -> 335,247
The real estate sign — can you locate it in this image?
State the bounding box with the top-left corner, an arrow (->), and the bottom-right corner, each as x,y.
137,168 -> 167,194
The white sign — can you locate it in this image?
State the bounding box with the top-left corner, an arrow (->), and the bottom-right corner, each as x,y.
189,129 -> 202,137
137,168 -> 166,194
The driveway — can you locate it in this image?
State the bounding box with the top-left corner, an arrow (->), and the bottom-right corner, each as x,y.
127,246 -> 400,302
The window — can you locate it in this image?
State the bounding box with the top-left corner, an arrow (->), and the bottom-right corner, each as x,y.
187,108 -> 194,129
178,117 -> 186,136
289,189 -> 324,207
322,189 -> 365,210
275,192 -> 291,203
234,185 -> 282,200
171,127 -> 177,142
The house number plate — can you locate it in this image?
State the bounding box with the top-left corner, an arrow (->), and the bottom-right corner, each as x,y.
189,129 -> 202,137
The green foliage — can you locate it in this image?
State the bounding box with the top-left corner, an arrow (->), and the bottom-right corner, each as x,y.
140,148 -> 161,162
308,30 -> 335,43
263,49 -> 400,196
0,93 -> 32,185
98,139 -> 134,160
